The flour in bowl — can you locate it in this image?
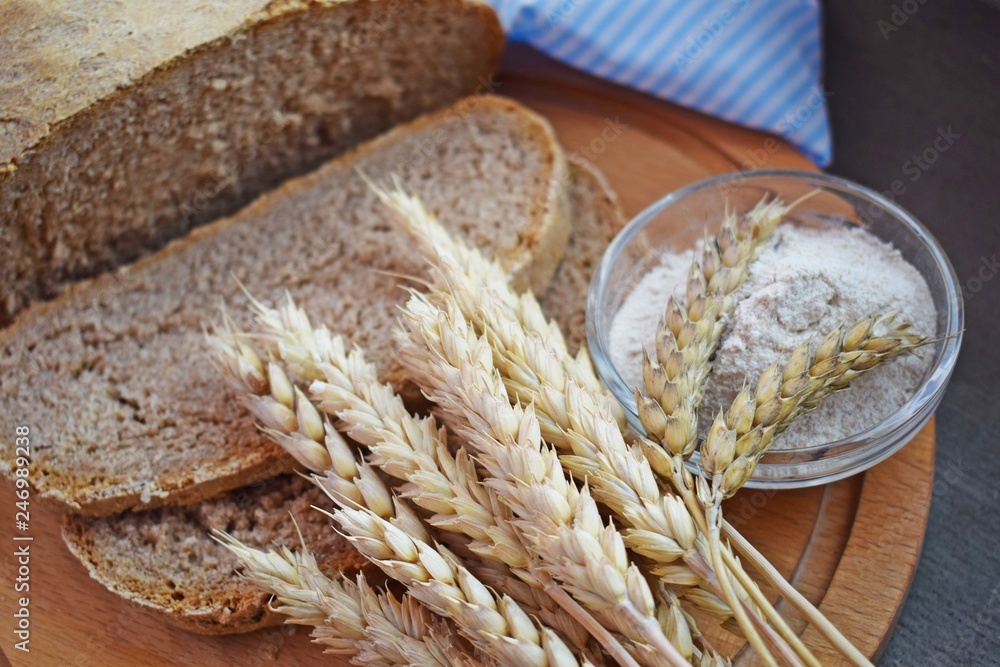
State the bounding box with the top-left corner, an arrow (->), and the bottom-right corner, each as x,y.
608,222 -> 936,448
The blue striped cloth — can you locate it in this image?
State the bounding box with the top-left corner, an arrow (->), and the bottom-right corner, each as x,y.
487,0 -> 832,166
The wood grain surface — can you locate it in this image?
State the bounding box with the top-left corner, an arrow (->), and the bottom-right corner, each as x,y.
0,45 -> 934,666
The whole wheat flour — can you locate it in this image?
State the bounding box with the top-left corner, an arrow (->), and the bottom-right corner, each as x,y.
609,223 -> 936,448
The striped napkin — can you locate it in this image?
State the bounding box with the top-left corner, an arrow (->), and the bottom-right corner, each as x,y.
487,0 -> 832,166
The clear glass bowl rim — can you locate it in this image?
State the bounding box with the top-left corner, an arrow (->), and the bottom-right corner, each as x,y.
586,169 -> 964,474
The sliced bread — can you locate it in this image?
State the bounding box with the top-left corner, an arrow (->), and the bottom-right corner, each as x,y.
57,156 -> 614,636
541,159 -> 627,355
0,0 -> 503,323
0,96 -> 571,516
62,474 -> 362,634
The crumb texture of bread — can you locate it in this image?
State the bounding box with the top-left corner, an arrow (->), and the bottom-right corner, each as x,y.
62,475 -> 362,634
0,96 -> 569,516
541,159 -> 626,354
0,0 -> 503,322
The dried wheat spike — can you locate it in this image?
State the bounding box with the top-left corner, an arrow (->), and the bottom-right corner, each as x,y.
216,325 -> 585,665
215,301 -> 595,654
214,534 -> 471,666
399,292 -> 691,667
333,505 -> 582,667
373,194 -> 732,652
701,311 -> 925,502
639,197 -> 793,465
372,183 -> 615,414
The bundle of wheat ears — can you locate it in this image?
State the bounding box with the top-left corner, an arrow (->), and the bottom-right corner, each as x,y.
209,186 -> 926,667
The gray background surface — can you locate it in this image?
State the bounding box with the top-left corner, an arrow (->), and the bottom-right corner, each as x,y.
822,1 -> 1000,664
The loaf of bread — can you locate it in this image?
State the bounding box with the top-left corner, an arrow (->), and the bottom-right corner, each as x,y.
0,0 -> 503,323
60,156 -> 621,635
62,474 -> 365,634
0,96 -> 570,517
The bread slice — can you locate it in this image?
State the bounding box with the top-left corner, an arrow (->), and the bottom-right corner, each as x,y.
541,159 -> 627,355
0,96 -> 571,516
0,0 -> 503,323
62,474 -> 363,634
57,157 -> 607,637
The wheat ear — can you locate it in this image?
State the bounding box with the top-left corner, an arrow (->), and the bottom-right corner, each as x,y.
213,533 -> 472,666
629,200 -> 816,666
369,182 -> 617,418
373,192 -> 770,652
372,191 -> 707,607
697,312 -> 925,502
330,503 -> 582,667
696,313 -> 923,667
213,323 -> 427,531
399,292 -> 692,667
445,298 -> 791,664
637,200 -> 791,529
375,191 -> 798,664
229,298 -> 616,657
214,326 -> 582,667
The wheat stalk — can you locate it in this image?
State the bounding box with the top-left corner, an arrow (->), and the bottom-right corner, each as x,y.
213,533 -> 473,666
399,291 -> 692,667
374,190 -> 773,653
375,190 -> 812,666
694,312 -> 923,667
627,200 -> 815,666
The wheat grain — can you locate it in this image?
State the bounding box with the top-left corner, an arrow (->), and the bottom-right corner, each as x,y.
373,193 -> 761,660
215,327 -> 583,666
628,196 -> 841,667
380,196 -> 830,666
637,197 -> 795,470
381,216 -> 743,635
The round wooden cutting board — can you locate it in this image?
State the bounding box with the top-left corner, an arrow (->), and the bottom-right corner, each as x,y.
0,45 -> 933,667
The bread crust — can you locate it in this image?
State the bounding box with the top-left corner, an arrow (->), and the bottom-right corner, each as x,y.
1,0 -> 504,162
540,158 -> 627,355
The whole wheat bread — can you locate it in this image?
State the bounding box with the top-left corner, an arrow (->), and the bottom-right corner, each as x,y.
58,159 -> 619,635
0,96 -> 570,517
62,474 -> 363,634
0,0 -> 503,323
540,159 -> 627,355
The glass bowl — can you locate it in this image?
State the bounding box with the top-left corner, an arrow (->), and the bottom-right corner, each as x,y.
586,170 -> 964,488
